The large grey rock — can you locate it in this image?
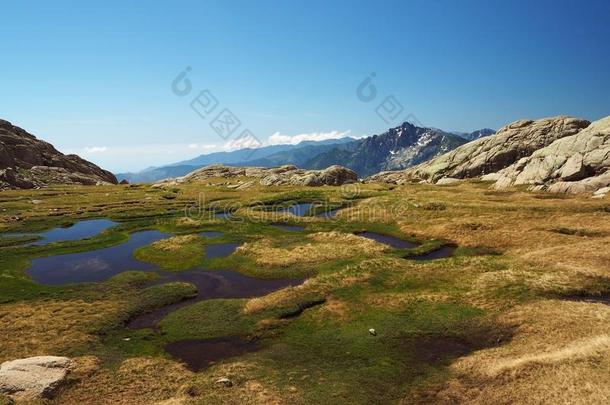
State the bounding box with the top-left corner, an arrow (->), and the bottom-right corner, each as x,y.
158,164 -> 357,187
492,116 -> 610,193
0,119 -> 117,189
367,116 -> 590,184
0,356 -> 72,399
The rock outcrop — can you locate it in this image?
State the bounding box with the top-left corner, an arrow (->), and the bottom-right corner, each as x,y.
488,116 -> 610,193
0,119 -> 117,189
0,356 -> 72,399
157,164 -> 358,187
367,116 -> 590,184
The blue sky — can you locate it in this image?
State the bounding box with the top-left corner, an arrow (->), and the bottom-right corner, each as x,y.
2,0 -> 609,172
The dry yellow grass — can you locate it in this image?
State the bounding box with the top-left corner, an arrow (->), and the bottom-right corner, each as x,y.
149,235 -> 201,252
427,300 -> 610,404
0,299 -> 124,362
56,357 -> 192,405
364,292 -> 452,310
237,231 -> 386,267
518,237 -> 610,278
3,181 -> 610,404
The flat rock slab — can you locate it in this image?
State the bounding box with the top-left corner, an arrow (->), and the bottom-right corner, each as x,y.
0,356 -> 72,399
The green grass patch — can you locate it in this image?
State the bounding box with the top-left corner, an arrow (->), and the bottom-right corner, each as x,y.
134,235 -> 205,271
159,299 -> 260,341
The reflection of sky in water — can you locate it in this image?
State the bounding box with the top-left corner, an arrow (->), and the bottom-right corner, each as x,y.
128,268 -> 304,329
200,231 -> 224,238
4,219 -> 118,246
282,203 -> 314,217
356,231 -> 420,249
73,258 -> 112,272
27,230 -> 168,285
316,208 -> 340,218
205,242 -> 241,259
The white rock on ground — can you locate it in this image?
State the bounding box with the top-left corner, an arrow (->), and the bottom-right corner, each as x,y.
0,356 -> 72,399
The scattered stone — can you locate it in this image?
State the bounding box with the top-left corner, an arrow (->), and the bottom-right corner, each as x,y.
215,377 -> 233,388
592,186 -> 610,199
368,328 -> 377,336
435,177 -> 461,185
0,356 -> 72,399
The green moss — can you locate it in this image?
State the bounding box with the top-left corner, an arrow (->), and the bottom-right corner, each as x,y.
159,299 -> 260,341
257,301 -> 489,403
133,235 -> 205,271
131,282 -> 198,318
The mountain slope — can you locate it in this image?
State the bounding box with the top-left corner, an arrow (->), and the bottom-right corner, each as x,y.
242,140 -> 358,168
367,116 -> 590,184
170,138 -> 355,168
0,119 -> 118,189
304,122 -> 473,177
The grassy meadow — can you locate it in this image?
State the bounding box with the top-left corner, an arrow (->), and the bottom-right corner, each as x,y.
0,177 -> 608,404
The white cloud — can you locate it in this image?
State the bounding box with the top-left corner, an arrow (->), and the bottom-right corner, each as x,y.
83,146 -> 108,153
188,143 -> 217,150
267,130 -> 352,145
225,134 -> 264,150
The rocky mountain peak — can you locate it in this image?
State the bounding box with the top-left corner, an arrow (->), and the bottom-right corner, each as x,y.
0,119 -> 118,189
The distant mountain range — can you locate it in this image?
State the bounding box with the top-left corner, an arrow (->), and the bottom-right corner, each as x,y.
117,123 -> 495,182
303,123 -> 491,176
451,128 -> 496,141
116,138 -> 356,183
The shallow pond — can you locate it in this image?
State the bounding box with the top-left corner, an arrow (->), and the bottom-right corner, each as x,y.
128,269 -> 304,329
280,202 -> 315,217
164,337 -> 259,371
26,230 -> 168,285
6,218 -> 117,246
214,212 -> 232,219
410,246 -> 457,261
23,226 -> 304,368
205,242 -> 241,259
315,208 -> 341,218
355,231 -> 420,249
200,231 -> 224,238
